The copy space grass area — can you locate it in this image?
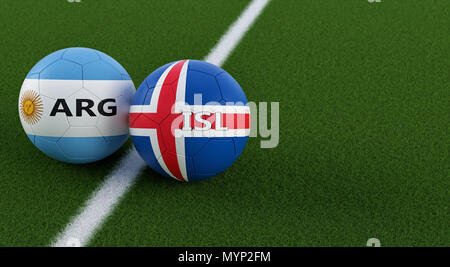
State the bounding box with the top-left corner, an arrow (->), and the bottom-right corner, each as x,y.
0,0 -> 250,246
89,0 -> 448,246
0,0 -> 448,247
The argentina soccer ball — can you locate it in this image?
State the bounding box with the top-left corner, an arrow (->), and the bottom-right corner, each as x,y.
18,47 -> 135,164
130,60 -> 250,182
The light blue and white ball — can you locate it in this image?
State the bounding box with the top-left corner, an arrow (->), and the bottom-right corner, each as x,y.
18,47 -> 135,163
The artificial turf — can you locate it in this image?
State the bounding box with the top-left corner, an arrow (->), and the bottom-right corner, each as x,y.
88,0 -> 449,246
0,0 -> 448,247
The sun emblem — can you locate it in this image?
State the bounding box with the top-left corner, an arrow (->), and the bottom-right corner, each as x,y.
19,90 -> 43,124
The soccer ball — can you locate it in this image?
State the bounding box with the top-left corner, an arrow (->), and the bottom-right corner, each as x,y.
18,47 -> 135,164
130,60 -> 250,182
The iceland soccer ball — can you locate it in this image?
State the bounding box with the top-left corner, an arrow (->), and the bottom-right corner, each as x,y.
129,60 -> 250,182
18,47 -> 135,163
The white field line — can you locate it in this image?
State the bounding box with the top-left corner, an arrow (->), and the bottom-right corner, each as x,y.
51,148 -> 144,247
51,0 -> 270,247
204,0 -> 270,66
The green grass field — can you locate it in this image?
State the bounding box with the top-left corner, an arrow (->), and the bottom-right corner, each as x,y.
0,0 -> 448,247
